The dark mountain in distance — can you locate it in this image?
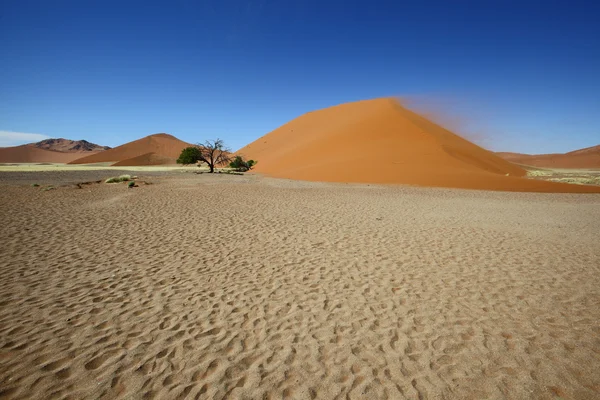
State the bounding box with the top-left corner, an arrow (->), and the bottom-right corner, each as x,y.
0,138 -> 110,163
32,138 -> 110,152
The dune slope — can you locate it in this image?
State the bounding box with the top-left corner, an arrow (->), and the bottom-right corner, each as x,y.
69,133 -> 191,165
238,98 -> 600,193
497,145 -> 600,169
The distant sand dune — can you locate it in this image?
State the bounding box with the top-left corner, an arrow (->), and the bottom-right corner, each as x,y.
497,145 -> 600,169
0,139 -> 108,164
238,98 -> 600,193
70,133 -> 191,166
0,146 -> 98,164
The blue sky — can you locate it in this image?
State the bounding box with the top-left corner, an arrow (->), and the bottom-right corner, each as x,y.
1,0 -> 598,153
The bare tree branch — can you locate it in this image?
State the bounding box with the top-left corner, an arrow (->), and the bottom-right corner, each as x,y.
195,138 -> 232,173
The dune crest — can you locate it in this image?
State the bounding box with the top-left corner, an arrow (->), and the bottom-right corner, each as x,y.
69,133 -> 191,165
238,98 -> 600,193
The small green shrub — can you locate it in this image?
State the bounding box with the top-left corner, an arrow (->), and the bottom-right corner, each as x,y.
229,156 -> 257,172
105,174 -> 132,184
31,183 -> 40,187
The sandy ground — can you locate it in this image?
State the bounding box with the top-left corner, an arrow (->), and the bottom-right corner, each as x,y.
1,172 -> 599,399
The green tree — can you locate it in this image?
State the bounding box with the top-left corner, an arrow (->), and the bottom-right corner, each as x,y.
177,146 -> 202,165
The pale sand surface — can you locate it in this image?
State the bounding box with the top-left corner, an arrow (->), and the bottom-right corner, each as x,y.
0,170 -> 189,186
1,172 -> 599,399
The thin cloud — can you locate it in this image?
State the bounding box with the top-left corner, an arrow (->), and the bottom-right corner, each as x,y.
0,131 -> 51,147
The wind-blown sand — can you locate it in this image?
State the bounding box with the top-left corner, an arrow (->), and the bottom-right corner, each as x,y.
69,133 -> 191,166
238,98 -> 600,193
1,172 -> 599,399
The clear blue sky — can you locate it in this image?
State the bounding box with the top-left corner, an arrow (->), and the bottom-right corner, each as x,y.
1,0 -> 598,153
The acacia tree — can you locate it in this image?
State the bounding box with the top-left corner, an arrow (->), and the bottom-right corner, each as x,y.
196,139 -> 232,173
177,146 -> 202,165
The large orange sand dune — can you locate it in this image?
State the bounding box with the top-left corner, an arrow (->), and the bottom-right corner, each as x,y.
238,98 -> 600,193
69,133 -> 191,165
497,145 -> 600,169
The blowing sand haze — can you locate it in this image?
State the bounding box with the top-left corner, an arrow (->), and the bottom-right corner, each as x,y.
1,171 -> 599,399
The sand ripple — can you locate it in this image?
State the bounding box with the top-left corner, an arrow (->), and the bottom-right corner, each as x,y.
1,174 -> 599,399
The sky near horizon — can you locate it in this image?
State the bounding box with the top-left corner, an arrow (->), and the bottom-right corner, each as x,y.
1,0 -> 598,153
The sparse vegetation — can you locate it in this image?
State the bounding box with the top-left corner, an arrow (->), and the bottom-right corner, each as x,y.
229,156 -> 257,172
31,183 -> 40,187
526,169 -> 553,177
524,166 -> 600,186
222,170 -> 244,175
105,174 -> 132,183
548,177 -> 600,185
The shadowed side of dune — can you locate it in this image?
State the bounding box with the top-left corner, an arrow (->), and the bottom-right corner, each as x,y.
112,152 -> 177,166
69,133 -> 191,165
237,98 -> 600,193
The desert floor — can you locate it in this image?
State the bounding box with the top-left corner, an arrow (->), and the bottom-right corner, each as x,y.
1,171 -> 599,400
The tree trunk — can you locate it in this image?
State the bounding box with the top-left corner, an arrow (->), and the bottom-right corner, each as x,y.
209,164 -> 214,173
